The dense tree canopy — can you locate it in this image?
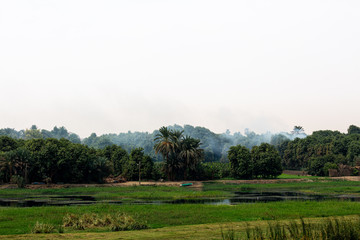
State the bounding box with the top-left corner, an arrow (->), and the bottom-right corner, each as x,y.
154,127 -> 204,181
1,124 -> 359,180
0,124 -> 300,162
228,143 -> 282,179
228,145 -> 252,179
279,126 -> 360,176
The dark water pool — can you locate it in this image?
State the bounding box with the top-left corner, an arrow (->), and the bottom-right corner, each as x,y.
1,191 -> 360,207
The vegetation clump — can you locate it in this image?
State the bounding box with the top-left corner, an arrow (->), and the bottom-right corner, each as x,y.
31,221 -> 56,234
154,126 -> 204,180
222,217 -> 360,240
228,143 -> 282,179
62,212 -> 148,231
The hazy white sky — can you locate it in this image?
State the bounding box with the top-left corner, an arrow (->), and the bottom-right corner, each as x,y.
1,0 -> 359,137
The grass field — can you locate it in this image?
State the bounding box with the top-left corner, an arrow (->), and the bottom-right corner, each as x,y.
277,173 -> 319,179
1,201 -> 360,235
3,215 -> 360,240
1,177 -> 360,239
203,179 -> 360,195
0,185 -> 228,201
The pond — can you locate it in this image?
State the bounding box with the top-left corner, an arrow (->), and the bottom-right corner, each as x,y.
1,190 -> 360,207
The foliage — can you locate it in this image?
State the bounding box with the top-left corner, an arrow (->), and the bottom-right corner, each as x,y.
200,162 -> 231,180
0,138 -> 111,183
238,217 -> 360,240
154,127 -> 204,180
228,143 -> 282,179
281,125 -> 360,175
2,124 -> 360,179
122,148 -> 154,181
251,143 -> 282,179
62,212 -> 148,231
348,125 -> 360,135
10,175 -> 25,188
0,124 -> 306,163
31,221 -> 56,234
228,145 -> 252,179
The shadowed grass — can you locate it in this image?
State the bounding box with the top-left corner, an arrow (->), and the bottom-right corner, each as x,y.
203,180 -> 360,195
277,173 -> 319,180
0,185 -> 228,201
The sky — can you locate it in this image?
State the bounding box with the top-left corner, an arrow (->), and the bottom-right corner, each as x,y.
0,0 -> 359,138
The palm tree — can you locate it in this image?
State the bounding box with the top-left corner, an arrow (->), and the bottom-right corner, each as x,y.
154,127 -> 203,181
179,136 -> 203,180
0,155 -> 12,182
154,127 -> 176,180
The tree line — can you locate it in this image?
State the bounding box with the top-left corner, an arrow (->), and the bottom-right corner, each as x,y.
0,137 -> 158,184
0,124 -> 305,162
228,143 -> 282,179
0,126 -> 283,184
1,124 -> 359,183
274,125 -> 360,176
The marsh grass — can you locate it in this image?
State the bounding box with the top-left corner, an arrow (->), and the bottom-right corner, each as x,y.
223,216 -> 360,240
2,201 -> 360,235
62,212 -> 148,231
31,222 -> 56,234
0,185 -> 227,201
221,226 -> 239,240
203,180 -> 360,196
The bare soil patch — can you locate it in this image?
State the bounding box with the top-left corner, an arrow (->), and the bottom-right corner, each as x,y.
0,181 -> 203,190
331,176 -> 360,181
211,178 -> 305,185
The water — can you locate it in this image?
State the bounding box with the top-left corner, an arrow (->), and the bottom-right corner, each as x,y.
1,191 -> 360,207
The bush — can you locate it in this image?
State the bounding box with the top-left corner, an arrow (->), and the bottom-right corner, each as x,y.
228,145 -> 252,179
62,212 -> 148,231
10,175 -> 25,188
200,162 -> 231,180
110,213 -> 148,231
31,222 -> 56,234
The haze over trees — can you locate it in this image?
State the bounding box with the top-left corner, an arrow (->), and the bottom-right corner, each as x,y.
0,124 -> 305,162
1,124 -> 359,182
277,125 -> 360,176
228,143 -> 282,179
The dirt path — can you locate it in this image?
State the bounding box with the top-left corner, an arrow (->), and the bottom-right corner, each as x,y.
0,178 -> 308,190
332,176 -> 360,181
206,178 -> 306,185
0,181 -> 204,190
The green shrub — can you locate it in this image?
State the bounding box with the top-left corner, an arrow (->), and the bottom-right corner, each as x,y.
10,175 -> 25,188
31,222 -> 55,234
62,212 -> 148,231
110,213 -> 148,231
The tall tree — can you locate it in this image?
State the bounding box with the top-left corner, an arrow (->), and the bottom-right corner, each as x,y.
252,143 -> 282,178
179,136 -> 204,180
154,127 -> 203,180
24,125 -> 43,140
154,127 -> 177,180
348,125 -> 360,135
228,145 -> 252,179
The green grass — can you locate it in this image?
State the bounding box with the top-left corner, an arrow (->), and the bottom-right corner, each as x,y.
277,173 -> 319,179
2,179 -> 360,238
0,185 -> 228,201
1,200 -> 360,235
203,180 -> 360,195
4,216 -> 360,240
